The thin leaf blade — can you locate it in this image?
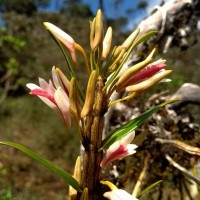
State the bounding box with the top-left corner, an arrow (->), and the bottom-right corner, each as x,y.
137,180 -> 163,198
0,141 -> 82,192
102,100 -> 177,149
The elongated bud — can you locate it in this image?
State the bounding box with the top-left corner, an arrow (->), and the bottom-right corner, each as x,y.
81,70 -> 97,118
126,70 -> 172,92
116,57 -> 153,90
43,22 -> 77,65
69,77 -> 79,119
101,27 -> 112,60
122,28 -> 140,50
69,156 -> 82,200
73,156 -> 81,183
80,188 -> 89,200
121,63 -> 167,89
90,9 -> 103,51
113,28 -> 139,58
90,18 -> 96,48
107,49 -> 126,75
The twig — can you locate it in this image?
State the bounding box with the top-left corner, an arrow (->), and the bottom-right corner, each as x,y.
132,155 -> 149,197
156,138 -> 200,156
182,179 -> 194,200
165,154 -> 200,185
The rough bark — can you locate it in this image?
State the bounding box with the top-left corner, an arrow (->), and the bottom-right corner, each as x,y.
128,0 -> 200,65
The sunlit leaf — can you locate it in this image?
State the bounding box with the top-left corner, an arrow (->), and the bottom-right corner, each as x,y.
0,141 -> 82,192
132,131 -> 147,146
101,100 -> 177,149
137,180 -> 163,198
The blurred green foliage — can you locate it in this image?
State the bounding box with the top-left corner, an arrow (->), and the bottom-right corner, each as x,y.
0,0 -> 37,16
0,188 -> 12,200
0,1 -> 128,199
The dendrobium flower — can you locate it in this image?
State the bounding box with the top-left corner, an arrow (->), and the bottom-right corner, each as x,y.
101,181 -> 138,200
26,67 -> 71,128
43,22 -> 77,65
100,132 -> 137,168
116,59 -> 172,92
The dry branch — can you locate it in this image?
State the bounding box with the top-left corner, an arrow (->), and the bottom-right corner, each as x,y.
128,0 -> 200,65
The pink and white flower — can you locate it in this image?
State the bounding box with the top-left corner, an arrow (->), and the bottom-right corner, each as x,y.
26,67 -> 71,128
101,181 -> 138,200
100,132 -> 137,168
117,59 -> 172,92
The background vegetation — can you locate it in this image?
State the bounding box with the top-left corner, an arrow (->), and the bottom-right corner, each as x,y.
0,0 -> 199,199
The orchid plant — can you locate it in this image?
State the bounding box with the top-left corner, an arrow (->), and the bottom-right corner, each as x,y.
0,10 -> 175,200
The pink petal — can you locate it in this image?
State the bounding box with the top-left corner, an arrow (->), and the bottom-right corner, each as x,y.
122,64 -> 166,88
39,78 -> 56,96
54,87 -> 71,128
101,145 -> 127,167
30,89 -> 57,105
27,83 -> 58,111
100,132 -> 137,168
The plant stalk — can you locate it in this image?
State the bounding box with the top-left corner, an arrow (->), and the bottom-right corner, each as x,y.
80,76 -> 108,200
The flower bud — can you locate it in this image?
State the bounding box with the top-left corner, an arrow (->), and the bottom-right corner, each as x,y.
81,70 -> 97,118
126,70 -> 172,92
120,63 -> 167,89
69,156 -> 81,200
116,57 -> 153,90
69,77 -> 79,119
101,27 -> 112,60
122,28 -> 140,50
90,9 -> 103,51
44,22 -> 77,65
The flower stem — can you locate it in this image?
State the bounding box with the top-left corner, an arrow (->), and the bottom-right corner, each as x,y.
81,76 -> 108,200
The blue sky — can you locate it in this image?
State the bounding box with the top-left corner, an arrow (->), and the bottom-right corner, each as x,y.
39,0 -> 162,30
0,0 -> 162,30
84,0 -> 162,30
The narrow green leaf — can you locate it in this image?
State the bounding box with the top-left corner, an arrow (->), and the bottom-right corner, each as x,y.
137,180 -> 162,198
132,131 -> 147,146
0,141 -> 82,192
133,30 -> 157,48
102,100 -> 177,149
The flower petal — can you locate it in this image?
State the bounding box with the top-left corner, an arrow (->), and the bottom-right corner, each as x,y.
52,66 -> 60,89
26,83 -> 40,90
38,78 -> 56,96
55,67 -> 70,95
121,64 -> 166,89
100,132 -> 137,168
26,83 -> 57,110
44,22 -> 77,65
54,87 -> 71,128
126,70 -> 172,92
104,189 -> 138,200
